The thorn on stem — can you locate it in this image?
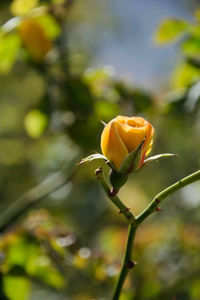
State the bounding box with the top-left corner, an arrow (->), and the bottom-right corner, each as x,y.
155,198 -> 160,204
108,187 -> 118,197
126,260 -> 137,269
118,208 -> 130,214
156,207 -> 162,212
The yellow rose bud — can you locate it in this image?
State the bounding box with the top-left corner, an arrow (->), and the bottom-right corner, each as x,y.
19,18 -> 52,62
101,116 -> 154,170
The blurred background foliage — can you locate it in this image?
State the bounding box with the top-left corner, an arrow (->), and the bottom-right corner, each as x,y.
0,0 -> 200,299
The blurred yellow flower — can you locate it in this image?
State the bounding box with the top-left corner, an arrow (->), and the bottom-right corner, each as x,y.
10,0 -> 39,16
19,18 -> 52,62
101,115 -> 154,170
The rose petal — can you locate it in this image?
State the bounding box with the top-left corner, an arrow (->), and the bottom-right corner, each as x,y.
115,121 -> 146,153
101,121 -> 129,170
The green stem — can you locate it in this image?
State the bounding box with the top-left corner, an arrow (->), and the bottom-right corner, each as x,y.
96,167 -> 200,300
136,169 -> 200,224
112,224 -> 137,300
96,168 -> 136,225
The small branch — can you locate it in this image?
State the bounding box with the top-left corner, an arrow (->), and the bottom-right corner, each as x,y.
136,169 -> 200,224
95,167 -> 136,225
0,165 -> 75,233
112,224 -> 137,300
96,167 -> 138,299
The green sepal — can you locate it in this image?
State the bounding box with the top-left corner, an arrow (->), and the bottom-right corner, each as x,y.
78,154 -> 108,165
119,140 -> 145,174
78,153 -> 115,169
143,153 -> 177,167
109,169 -> 128,190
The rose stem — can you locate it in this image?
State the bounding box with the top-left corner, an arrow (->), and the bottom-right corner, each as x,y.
97,167 -> 200,300
112,223 -> 137,300
136,169 -> 200,224
95,167 -> 136,225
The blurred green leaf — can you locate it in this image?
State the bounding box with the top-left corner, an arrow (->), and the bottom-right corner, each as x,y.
171,62 -> 200,88
4,232 -> 65,289
182,36 -> 200,56
0,33 -> 21,73
154,18 -> 188,45
24,109 -> 48,138
36,14 -> 61,40
27,251 -> 65,289
6,236 -> 37,268
189,24 -> 200,38
4,276 -> 30,300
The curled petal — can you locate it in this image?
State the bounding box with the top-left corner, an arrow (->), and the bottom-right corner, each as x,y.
115,121 -> 146,153
101,121 -> 128,170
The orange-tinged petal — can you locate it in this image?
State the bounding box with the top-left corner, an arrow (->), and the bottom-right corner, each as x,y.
114,115 -> 129,124
127,116 -> 147,127
101,121 -> 128,170
139,123 -> 154,168
143,123 -> 154,155
115,122 -> 146,153
146,139 -> 153,155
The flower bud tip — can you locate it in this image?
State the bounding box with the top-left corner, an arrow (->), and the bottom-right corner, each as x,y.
100,120 -> 107,127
